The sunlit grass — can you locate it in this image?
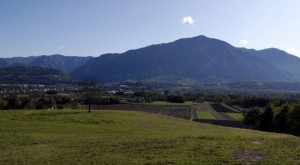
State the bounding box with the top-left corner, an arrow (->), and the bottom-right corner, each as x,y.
227,113 -> 244,121
197,111 -> 215,119
0,110 -> 299,164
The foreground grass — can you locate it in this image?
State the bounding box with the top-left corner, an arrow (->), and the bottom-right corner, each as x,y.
197,111 -> 215,119
132,101 -> 194,107
227,113 -> 244,121
0,110 -> 299,164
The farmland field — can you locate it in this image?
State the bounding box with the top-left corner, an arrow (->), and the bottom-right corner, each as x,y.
227,113 -> 244,121
196,111 -> 215,119
92,104 -> 195,120
0,110 -> 299,164
195,103 -> 233,120
211,104 -> 236,113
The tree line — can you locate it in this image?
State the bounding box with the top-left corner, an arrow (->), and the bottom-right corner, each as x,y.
0,95 -> 73,110
244,103 -> 300,136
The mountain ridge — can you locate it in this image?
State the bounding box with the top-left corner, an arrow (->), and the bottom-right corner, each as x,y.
1,54 -> 93,74
240,48 -> 300,80
71,35 -> 295,83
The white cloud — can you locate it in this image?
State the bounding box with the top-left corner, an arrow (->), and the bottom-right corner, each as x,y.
239,39 -> 249,45
59,45 -> 65,49
286,48 -> 296,54
182,16 -> 194,25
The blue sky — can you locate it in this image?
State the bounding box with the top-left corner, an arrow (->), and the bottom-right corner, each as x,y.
1,0 -> 300,57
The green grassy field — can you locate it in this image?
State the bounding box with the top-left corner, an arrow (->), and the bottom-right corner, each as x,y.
132,101 -> 194,107
0,110 -> 299,164
227,113 -> 244,121
197,111 -> 215,119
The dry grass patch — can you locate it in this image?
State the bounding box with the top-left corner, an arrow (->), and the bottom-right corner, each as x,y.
234,149 -> 267,163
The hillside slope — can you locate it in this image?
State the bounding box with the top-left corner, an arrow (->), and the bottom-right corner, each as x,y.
0,59 -> 8,68
0,65 -> 73,84
0,110 -> 299,164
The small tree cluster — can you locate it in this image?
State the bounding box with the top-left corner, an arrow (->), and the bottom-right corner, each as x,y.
35,97 -> 56,109
167,95 -> 185,103
0,96 -> 57,110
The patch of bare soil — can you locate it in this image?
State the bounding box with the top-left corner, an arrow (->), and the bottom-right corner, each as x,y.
220,103 -> 242,113
234,149 -> 267,163
144,161 -> 176,165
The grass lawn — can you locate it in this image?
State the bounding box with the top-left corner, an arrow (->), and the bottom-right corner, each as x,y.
0,110 -> 299,164
197,111 -> 215,119
132,101 -> 194,107
227,113 -> 244,121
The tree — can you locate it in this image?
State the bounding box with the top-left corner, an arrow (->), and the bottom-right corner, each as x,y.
80,79 -> 101,112
273,105 -> 289,133
35,97 -> 55,109
0,97 -> 6,110
36,97 -> 48,109
7,96 -> 21,109
288,104 -> 300,135
47,97 -> 56,109
23,97 -> 35,109
167,94 -> 185,103
257,105 -> 274,131
243,108 -> 261,127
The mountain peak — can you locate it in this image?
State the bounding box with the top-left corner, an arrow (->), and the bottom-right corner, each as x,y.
175,35 -> 214,42
260,48 -> 286,53
192,35 -> 209,39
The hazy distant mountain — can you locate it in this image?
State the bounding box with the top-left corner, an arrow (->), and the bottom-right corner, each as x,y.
241,48 -> 300,80
71,35 -> 290,83
27,55 -> 93,73
4,56 -> 40,65
2,55 -> 93,74
0,65 -> 73,84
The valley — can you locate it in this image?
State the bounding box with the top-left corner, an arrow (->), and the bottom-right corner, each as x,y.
2,1 -> 300,164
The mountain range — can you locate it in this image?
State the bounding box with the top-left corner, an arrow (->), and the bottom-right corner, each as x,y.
1,35 -> 300,85
71,35 -> 299,83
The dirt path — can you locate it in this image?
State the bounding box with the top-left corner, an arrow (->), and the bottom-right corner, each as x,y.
190,105 -> 198,120
195,103 -> 234,120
